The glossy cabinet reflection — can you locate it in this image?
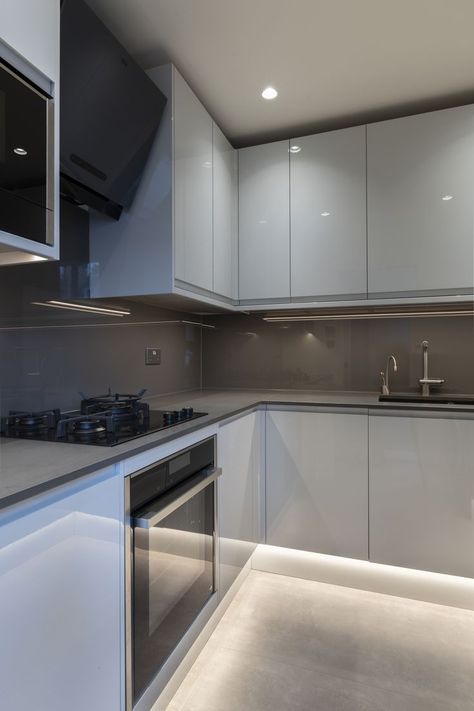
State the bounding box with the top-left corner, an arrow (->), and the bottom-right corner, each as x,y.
239,140 -> 290,301
369,412 -> 474,577
217,411 -> 264,598
367,105 -> 474,297
213,123 -> 237,299
0,0 -> 59,264
266,409 -> 368,560
174,70 -> 214,291
290,126 -> 367,300
0,469 -> 123,711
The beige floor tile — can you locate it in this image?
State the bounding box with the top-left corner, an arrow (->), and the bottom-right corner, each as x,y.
210,571 -> 474,708
167,571 -> 474,711
169,645 -> 459,711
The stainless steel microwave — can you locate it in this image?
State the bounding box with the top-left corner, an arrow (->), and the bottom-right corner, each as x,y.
0,60 -> 54,248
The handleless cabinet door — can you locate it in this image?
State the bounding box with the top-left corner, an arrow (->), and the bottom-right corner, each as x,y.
239,140 -> 290,301
266,409 -> 368,560
217,411 -> 264,598
0,469 -> 123,711
213,124 -> 237,299
367,105 -> 474,297
369,412 -> 474,578
174,70 -> 213,291
290,126 -> 367,300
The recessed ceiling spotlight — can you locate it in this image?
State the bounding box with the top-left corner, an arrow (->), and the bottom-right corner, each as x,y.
289,145 -> 301,153
13,147 -> 28,156
442,194 -> 453,201
321,211 -> 331,217
261,86 -> 278,100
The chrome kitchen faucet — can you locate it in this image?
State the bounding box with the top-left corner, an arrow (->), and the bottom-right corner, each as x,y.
380,354 -> 398,395
419,340 -> 445,397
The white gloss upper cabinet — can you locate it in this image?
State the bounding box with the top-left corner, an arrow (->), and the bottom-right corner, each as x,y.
290,127 -> 367,299
367,105 -> 474,297
239,141 -> 290,301
90,65 -> 236,308
0,469 -> 123,711
174,70 -> 214,291
0,0 -> 59,82
266,409 -> 368,560
213,123 -> 237,299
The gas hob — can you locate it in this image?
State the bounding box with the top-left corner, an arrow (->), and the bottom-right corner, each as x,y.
1,390 -> 207,447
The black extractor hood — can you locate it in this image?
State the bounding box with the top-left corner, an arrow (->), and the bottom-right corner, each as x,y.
60,0 -> 166,219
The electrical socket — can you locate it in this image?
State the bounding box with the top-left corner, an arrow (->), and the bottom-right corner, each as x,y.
145,347 -> 161,365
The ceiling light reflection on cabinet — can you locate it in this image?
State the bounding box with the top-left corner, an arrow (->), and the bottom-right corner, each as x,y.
13,147 -> 28,156
289,145 -> 301,153
321,211 -> 331,217
442,194 -> 454,201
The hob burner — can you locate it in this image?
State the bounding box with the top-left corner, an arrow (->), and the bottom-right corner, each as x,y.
5,409 -> 60,433
73,418 -> 107,436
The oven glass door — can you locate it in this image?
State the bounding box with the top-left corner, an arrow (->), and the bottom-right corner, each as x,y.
0,62 -> 52,244
132,478 -> 215,704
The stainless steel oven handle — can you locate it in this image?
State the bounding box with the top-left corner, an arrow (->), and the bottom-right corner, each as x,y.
132,466 -> 222,529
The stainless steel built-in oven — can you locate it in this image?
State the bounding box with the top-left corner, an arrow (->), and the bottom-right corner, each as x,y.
125,438 -> 221,710
0,60 -> 54,245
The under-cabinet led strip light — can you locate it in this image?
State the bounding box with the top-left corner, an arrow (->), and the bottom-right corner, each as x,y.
32,300 -> 131,316
263,309 -> 474,322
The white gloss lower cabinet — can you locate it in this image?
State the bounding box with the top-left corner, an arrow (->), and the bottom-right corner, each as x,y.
367,105 -> 474,297
238,140 -> 290,301
217,411 -> 264,597
290,126 -> 367,300
369,412 -> 474,578
266,409 -> 368,560
0,469 -> 123,711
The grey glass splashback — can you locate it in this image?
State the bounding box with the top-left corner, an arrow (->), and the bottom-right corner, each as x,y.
0,301 -> 201,416
202,313 -> 474,395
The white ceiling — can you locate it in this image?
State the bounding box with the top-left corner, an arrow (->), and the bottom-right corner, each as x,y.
87,0 -> 474,147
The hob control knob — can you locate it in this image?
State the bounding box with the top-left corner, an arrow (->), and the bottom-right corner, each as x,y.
163,411 -> 175,425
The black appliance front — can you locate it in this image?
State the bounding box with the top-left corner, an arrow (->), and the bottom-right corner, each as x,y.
0,61 -> 53,244
130,439 -> 217,706
60,0 -> 167,219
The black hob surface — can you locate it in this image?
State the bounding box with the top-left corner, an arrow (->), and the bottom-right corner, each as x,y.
1,391 -> 207,447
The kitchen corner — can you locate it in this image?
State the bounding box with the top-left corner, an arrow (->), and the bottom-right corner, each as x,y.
1,2 -> 474,711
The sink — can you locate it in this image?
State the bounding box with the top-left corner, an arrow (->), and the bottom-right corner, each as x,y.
379,394 -> 474,406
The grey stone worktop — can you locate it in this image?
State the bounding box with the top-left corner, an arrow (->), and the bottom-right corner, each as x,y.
1,388 -> 474,512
